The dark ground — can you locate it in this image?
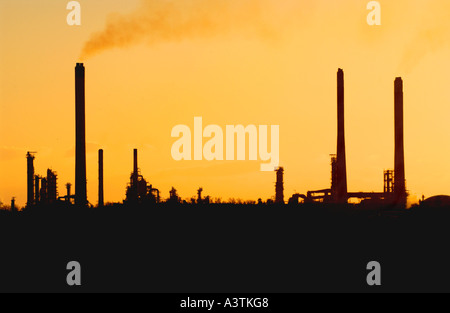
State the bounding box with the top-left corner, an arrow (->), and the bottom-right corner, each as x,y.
0,202 -> 449,293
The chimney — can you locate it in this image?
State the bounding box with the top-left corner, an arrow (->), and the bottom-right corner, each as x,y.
34,175 -> 40,204
335,69 -> 348,203
394,77 -> 406,207
26,152 -> 35,207
11,197 -> 16,213
133,148 -> 138,188
98,149 -> 104,207
75,63 -> 87,206
133,149 -> 138,175
275,167 -> 284,204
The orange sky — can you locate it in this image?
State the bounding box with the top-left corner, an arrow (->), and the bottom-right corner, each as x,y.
1,0 -> 450,207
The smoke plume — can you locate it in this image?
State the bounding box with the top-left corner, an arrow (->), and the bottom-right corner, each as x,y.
80,0 -> 294,59
80,0 -> 450,73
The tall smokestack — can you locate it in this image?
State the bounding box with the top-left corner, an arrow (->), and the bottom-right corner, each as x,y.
133,148 -> 138,187
26,152 -> 35,207
133,149 -> 138,175
34,175 -> 40,204
75,63 -> 87,206
98,149 -> 104,207
335,69 -> 348,203
275,167 -> 284,204
394,77 -> 406,207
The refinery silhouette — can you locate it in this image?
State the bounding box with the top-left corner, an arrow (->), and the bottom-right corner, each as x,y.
5,63 -> 447,212
1,63 -> 449,293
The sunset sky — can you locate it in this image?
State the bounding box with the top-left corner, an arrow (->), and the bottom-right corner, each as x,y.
1,0 -> 450,207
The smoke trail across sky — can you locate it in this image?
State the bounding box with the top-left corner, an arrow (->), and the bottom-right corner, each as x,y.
79,0 -> 450,72
80,0 -> 307,59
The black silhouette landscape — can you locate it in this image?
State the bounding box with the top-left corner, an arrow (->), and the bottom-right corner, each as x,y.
1,63 -> 449,293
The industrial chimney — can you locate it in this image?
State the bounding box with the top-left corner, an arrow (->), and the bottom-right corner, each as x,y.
75,63 -> 87,206
98,149 -> 104,207
394,77 -> 406,207
34,175 -> 40,204
133,148 -> 138,187
275,167 -> 284,204
26,152 -> 35,207
335,69 -> 348,203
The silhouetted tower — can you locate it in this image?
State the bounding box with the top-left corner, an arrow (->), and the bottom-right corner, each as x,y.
330,154 -> 337,195
66,183 -> 72,200
384,170 -> 394,195
46,169 -> 58,203
125,148 -> 152,203
197,187 -> 203,204
394,77 -> 407,207
275,167 -> 284,204
169,187 -> 180,203
26,152 -> 36,207
75,63 -> 87,206
98,149 -> 104,207
40,177 -> 47,204
335,69 -> 348,203
126,148 -> 139,201
11,197 -> 16,213
133,148 -> 138,188
34,175 -> 40,204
